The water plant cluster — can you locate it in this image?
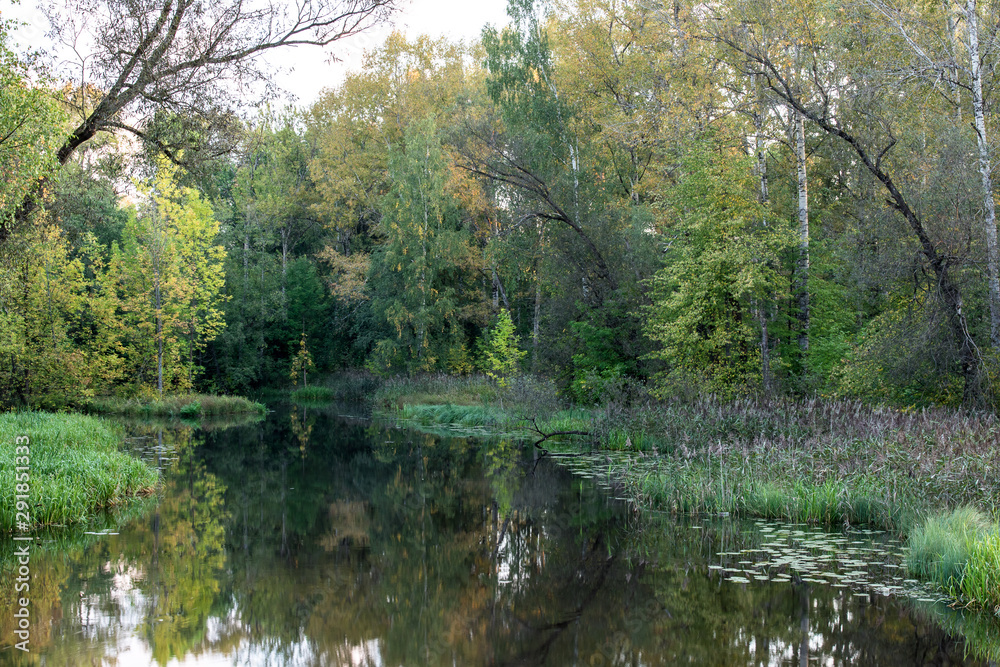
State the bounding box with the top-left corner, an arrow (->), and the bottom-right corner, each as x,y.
706,522 -> 934,598
289,372 -> 384,405
0,413 -> 158,531
85,393 -> 266,418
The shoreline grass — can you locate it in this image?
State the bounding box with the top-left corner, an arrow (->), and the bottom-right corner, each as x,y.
374,373 -> 1000,611
85,393 -> 266,418
289,371 -> 383,405
0,412 -> 159,531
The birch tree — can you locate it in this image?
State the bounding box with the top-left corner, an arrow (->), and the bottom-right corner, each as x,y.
863,0 -> 1000,347
7,0 -> 398,243
110,161 -> 226,394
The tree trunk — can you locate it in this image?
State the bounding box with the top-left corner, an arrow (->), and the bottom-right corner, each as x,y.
967,0 -> 1000,347
281,227 -> 289,307
794,109 -> 810,353
155,266 -> 163,397
752,74 -> 772,394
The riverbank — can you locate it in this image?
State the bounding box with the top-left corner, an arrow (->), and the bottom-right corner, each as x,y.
0,412 -> 159,531
287,372 -> 384,405
86,393 -> 266,418
374,373 -> 1000,611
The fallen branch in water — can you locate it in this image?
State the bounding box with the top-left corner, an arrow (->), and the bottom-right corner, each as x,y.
525,416 -> 591,452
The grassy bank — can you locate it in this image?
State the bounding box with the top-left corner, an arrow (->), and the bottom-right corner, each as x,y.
86,393 -> 266,418
290,372 -> 384,405
375,373 -> 1000,611
0,412 -> 159,531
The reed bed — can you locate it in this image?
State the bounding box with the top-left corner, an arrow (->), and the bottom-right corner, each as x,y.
292,371 -> 384,404
86,393 -> 266,418
0,412 -> 158,531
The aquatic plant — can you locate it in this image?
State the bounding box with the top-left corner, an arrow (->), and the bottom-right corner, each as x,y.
86,393 -> 266,417
0,412 -> 159,531
291,386 -> 337,403
907,507 -> 1000,611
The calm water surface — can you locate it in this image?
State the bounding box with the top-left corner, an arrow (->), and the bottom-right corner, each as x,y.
1,404 -> 997,665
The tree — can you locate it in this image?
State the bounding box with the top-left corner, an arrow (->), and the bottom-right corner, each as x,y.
0,19 -> 65,228
365,116 -> 479,373
468,0 -> 618,300
0,224 -> 122,408
645,133 -> 793,396
479,308 -> 527,386
711,0 -> 990,403
234,111 -> 320,302
289,333 -> 315,387
861,0 -> 1000,348
109,161 -> 226,394
6,0 -> 398,243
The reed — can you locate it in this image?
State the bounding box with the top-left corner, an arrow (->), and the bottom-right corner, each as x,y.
86,393 -> 266,417
291,386 -> 337,403
906,507 -> 1000,610
0,412 -> 158,531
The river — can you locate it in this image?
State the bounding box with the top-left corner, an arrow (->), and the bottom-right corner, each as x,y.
1,403 -> 995,665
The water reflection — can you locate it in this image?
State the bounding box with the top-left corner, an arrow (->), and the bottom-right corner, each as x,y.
0,404 -> 996,665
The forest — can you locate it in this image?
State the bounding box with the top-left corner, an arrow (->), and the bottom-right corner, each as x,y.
4,0 -> 1000,411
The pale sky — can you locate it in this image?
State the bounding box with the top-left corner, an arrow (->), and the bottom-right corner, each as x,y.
3,0 -> 511,106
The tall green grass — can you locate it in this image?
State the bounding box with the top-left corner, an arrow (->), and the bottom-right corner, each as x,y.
291,386 -> 337,403
907,507 -> 1000,610
86,393 -> 266,418
0,413 -> 159,531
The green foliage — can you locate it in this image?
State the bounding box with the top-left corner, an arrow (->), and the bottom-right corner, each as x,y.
178,400 -> 202,418
804,270 -> 854,387
365,116 -> 478,374
829,304 -> 966,407
478,309 -> 526,387
568,320 -> 629,403
108,160 -> 227,394
0,412 -> 158,531
644,133 -> 795,397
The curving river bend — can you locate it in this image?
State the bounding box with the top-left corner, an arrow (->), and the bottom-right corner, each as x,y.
1,403 -> 996,665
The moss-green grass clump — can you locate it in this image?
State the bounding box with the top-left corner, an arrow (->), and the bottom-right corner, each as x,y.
0,412 -> 158,531
291,386 -> 337,403
87,393 -> 266,418
907,507 -> 1000,610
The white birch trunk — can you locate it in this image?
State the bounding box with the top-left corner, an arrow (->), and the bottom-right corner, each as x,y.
967,0 -> 1000,346
795,109 -> 810,353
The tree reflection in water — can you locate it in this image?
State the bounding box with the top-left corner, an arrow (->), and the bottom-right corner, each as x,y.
0,405 -> 995,665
